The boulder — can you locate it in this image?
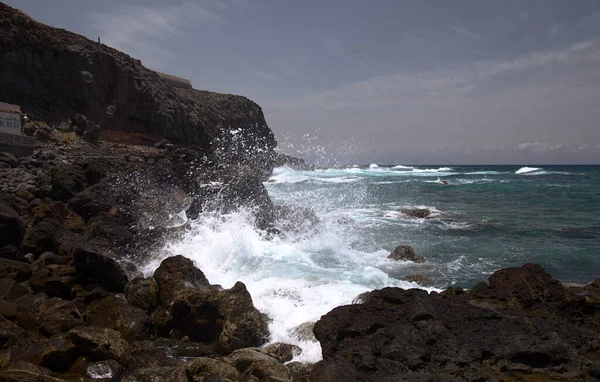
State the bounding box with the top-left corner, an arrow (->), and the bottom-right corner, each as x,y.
29,201 -> 86,233
68,183 -> 112,222
154,255 -> 210,306
84,359 -> 123,380
170,282 -> 269,353
0,258 -> 31,281
68,326 -> 130,363
29,267 -> 76,299
0,316 -> 41,349
226,348 -> 290,380
263,342 -> 302,363
23,218 -> 73,257
399,208 -> 431,219
74,247 -> 129,293
311,265 -> 600,381
387,245 -> 425,263
83,295 -> 150,342
121,365 -> 188,382
124,277 -> 158,311
0,278 -> 28,300
51,165 -> 87,202
40,333 -> 78,372
82,212 -> 133,249
14,292 -> 48,331
0,298 -> 17,318
0,204 -> 26,251
403,274 -> 432,286
38,298 -> 83,337
184,357 -> 241,381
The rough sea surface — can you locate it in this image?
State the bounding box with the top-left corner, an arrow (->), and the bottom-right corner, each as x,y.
148,164 -> 600,363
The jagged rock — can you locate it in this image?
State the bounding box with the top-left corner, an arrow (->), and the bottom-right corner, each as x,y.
0,278 -> 28,300
72,286 -> 113,312
125,277 -> 158,311
399,208 -> 431,219
0,204 -> 26,252
286,362 -> 313,382
154,255 -> 210,306
83,295 -> 150,342
185,357 -> 241,381
0,316 -> 41,348
226,348 -> 290,380
121,365 -> 188,381
68,326 -> 130,363
311,264 -> 600,381
170,282 -> 269,353
29,201 -> 86,233
68,183 -> 112,222
387,245 -> 425,263
13,292 -> 48,331
0,245 -> 24,262
403,274 -> 432,286
23,218 -> 74,257
51,165 -> 87,202
84,359 -> 123,380
29,267 -> 76,299
289,322 -> 316,343
74,247 -> 129,293
0,258 -> 31,281
38,298 -> 83,337
82,212 -> 133,249
0,343 -> 45,368
263,342 -> 302,363
0,361 -> 60,382
40,332 -> 78,372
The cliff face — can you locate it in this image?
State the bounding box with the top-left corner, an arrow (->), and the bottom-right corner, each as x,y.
0,3 -> 275,153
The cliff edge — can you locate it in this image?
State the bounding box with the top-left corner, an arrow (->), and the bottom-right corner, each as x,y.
0,3 -> 275,155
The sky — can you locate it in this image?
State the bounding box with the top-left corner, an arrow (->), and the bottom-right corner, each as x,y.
6,0 -> 600,164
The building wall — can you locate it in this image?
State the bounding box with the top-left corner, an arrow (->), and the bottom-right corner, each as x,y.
0,111 -> 21,135
0,131 -> 35,157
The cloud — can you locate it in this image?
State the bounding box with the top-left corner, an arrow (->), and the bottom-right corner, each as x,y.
86,1 -> 242,67
450,25 -> 480,42
517,142 -> 563,154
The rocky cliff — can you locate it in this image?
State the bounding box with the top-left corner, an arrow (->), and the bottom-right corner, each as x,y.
0,3 -> 275,156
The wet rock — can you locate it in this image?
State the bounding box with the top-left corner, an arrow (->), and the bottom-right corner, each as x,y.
263,342 -> 302,363
38,298 -> 84,336
121,365 -> 188,381
40,333 -> 78,372
399,208 -> 431,219
74,247 -> 129,293
0,316 -> 41,348
387,245 -> 425,263
0,245 -> 24,262
289,322 -> 316,343
0,258 -> 31,281
170,282 -> 269,353
14,293 -> 48,331
51,164 -> 87,202
68,183 -> 112,222
83,212 -> 133,248
311,265 -> 600,381
185,357 -> 240,381
0,361 -> 59,382
0,278 -> 28,300
83,295 -> 150,342
29,267 -> 76,299
0,298 -> 17,318
226,348 -> 290,380
69,326 -> 130,363
154,255 -> 210,306
0,343 -> 45,368
0,204 -> 26,251
286,362 -> 313,382
23,218 -> 73,257
84,359 -> 123,380
403,274 -> 432,286
124,277 -> 158,311
30,201 -> 85,233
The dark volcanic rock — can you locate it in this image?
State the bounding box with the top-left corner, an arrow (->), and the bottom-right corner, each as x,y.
83,295 -> 150,342
74,247 -> 129,293
40,332 -> 78,372
38,298 -> 83,336
154,255 -> 210,306
400,208 -> 431,219
124,277 -> 158,311
169,281 -> 269,353
0,258 -> 31,281
0,204 -> 26,253
312,264 -> 600,381
68,326 -> 130,363
23,218 -> 74,257
387,245 -> 425,263
0,3 -> 276,157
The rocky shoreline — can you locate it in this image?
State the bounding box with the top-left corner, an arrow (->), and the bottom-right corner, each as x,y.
2,3 -> 600,381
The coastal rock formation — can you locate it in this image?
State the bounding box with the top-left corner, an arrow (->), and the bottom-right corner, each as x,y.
387,245 -> 425,263
311,263 -> 600,381
0,3 -> 275,158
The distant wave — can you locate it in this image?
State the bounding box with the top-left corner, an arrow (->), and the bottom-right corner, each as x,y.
515,167 -> 542,174
369,163 -> 379,169
391,165 -> 414,170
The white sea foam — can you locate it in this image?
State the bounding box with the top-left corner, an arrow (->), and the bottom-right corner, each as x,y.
391,165 -> 414,170
369,163 -> 379,169
144,207 -> 433,363
515,166 -> 542,174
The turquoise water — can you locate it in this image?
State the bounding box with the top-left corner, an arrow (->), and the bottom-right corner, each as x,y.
266,164 -> 600,287
161,164 -> 599,362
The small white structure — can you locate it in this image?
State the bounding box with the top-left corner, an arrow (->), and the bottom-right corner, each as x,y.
0,102 -> 21,135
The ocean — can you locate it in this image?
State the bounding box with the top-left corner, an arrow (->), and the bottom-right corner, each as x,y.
143,164 -> 600,363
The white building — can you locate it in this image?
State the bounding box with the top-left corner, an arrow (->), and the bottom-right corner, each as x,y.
0,102 -> 22,135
